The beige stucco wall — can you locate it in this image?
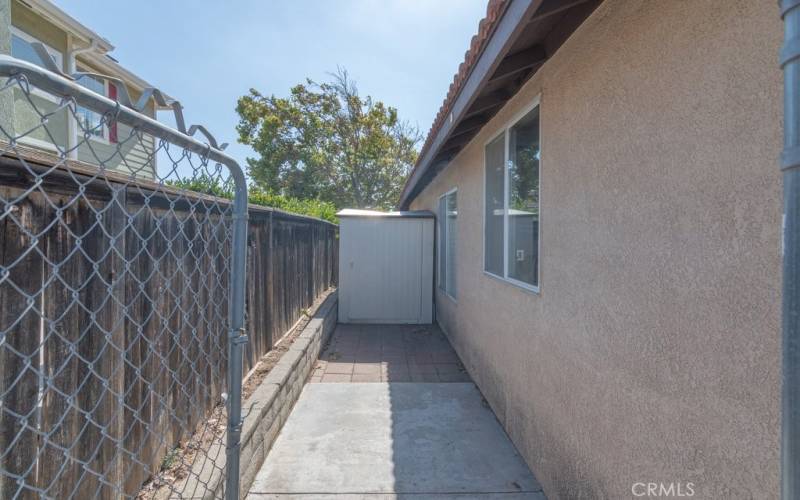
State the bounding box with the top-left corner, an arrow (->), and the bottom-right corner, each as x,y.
409,1 -> 782,498
0,0 -> 13,139
9,1 -> 70,150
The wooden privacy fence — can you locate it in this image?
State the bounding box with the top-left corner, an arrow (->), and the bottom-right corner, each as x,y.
244,207 -> 338,373
0,150 -> 337,499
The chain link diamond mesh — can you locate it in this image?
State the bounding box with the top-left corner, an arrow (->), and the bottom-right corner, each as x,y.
0,57 -> 248,499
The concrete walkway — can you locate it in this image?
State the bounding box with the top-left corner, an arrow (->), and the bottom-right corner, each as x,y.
248,325 -> 544,499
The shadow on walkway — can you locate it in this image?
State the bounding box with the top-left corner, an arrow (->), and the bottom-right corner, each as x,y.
248,324 -> 544,499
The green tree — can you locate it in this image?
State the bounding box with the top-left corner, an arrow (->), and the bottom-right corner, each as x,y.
236,69 -> 420,210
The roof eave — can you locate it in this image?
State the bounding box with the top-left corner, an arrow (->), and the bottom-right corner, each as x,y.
399,0 -> 543,209
22,0 -> 174,107
400,0 -> 601,209
24,0 -> 114,52
80,51 -> 175,106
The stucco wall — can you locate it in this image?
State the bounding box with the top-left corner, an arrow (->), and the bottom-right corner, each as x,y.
0,0 -> 13,136
9,1 -> 70,150
409,1 -> 782,498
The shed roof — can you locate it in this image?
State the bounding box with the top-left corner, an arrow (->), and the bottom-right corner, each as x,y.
337,209 -> 435,219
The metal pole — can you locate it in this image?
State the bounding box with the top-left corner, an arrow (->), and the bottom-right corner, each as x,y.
0,56 -> 233,166
225,166 -> 249,500
0,54 -> 251,499
781,1 -> 800,497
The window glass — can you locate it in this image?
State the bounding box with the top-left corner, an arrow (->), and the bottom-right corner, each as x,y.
438,195 -> 447,292
11,34 -> 57,68
483,103 -> 540,290
507,107 -> 539,286
445,191 -> 457,297
76,74 -> 106,138
77,73 -> 105,95
484,135 -> 505,276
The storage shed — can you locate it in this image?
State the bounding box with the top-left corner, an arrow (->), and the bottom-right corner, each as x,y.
337,209 -> 434,324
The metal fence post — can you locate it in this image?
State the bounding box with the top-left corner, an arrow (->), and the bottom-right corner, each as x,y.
0,54 -> 337,499
0,55 -> 252,499
225,167 -> 249,500
781,1 -> 800,498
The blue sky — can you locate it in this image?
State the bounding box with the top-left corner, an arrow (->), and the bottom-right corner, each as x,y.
56,0 -> 487,170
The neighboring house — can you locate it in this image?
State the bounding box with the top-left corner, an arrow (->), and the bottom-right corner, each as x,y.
0,0 -> 170,178
401,0 -> 781,498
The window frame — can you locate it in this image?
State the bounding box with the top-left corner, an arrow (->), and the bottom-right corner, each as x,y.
482,96 -> 541,294
75,67 -> 112,144
10,27 -> 63,104
438,187 -> 458,302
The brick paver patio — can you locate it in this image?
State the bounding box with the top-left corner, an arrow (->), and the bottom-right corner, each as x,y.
249,323 -> 544,498
309,323 -> 471,383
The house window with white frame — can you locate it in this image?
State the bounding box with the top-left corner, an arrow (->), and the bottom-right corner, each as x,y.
75,72 -> 116,142
10,27 -> 67,151
438,189 -> 457,299
484,101 -> 540,290
10,27 -> 63,102
11,28 -> 62,71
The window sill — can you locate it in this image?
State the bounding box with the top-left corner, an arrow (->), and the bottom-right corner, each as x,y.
27,88 -> 61,104
17,136 -> 59,152
438,287 -> 458,304
482,270 -> 540,295
86,134 -> 112,146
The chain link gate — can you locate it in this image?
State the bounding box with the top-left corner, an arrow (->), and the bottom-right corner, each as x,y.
0,55 -> 248,499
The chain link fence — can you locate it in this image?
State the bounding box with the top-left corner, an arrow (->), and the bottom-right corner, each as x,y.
0,55 -> 250,499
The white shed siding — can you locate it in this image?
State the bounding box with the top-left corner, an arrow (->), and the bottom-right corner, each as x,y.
338,212 -> 434,324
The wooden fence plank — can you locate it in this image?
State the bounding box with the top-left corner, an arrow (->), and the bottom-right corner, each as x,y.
0,187 -> 45,500
1,165 -> 338,497
40,192 -> 83,499
69,193 -> 124,499
122,195 -> 150,495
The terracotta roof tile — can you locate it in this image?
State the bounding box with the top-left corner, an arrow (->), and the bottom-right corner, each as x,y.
410,0 -> 509,182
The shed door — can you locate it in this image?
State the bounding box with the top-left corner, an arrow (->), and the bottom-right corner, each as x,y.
339,217 -> 433,324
